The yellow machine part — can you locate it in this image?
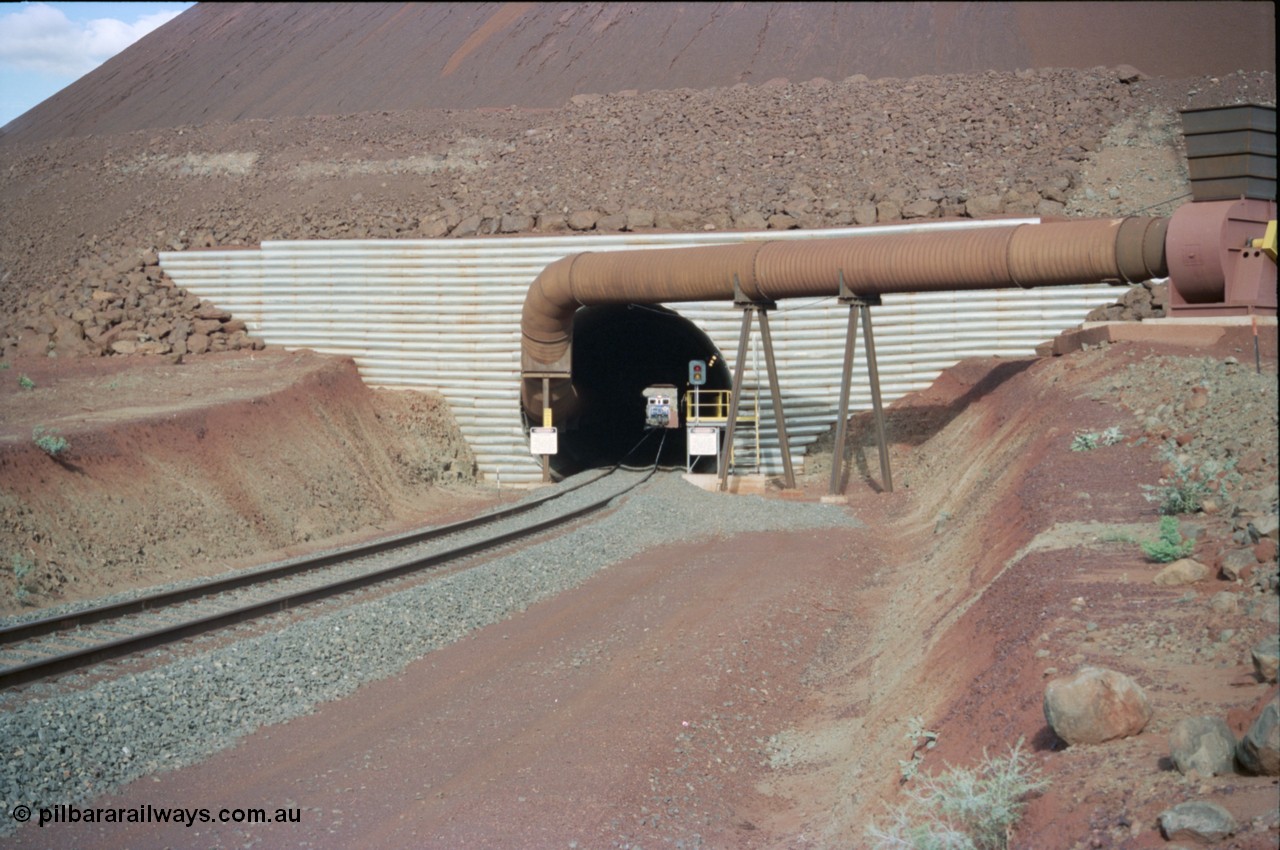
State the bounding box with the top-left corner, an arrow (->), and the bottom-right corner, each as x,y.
1251,220 -> 1277,262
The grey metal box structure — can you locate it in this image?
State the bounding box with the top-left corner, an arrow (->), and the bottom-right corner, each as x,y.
1181,104 -> 1276,202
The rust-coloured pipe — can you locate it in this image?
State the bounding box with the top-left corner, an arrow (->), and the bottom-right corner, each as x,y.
521,216 -> 1169,383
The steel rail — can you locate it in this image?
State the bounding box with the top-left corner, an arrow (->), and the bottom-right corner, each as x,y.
0,466 -> 652,690
0,468 -> 614,647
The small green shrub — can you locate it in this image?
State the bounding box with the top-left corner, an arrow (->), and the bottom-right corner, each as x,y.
867,741 -> 1048,850
32,425 -> 69,457
1070,427 -> 1122,452
1141,441 -> 1237,515
1141,516 -> 1195,563
10,554 -> 38,606
18,374 -> 35,390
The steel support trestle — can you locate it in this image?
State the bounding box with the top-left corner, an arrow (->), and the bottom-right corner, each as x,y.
829,272 -> 892,495
718,276 -> 794,492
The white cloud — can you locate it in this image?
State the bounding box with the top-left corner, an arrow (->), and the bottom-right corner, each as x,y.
0,3 -> 182,78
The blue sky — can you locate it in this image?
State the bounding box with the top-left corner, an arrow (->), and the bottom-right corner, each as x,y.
0,1 -> 194,128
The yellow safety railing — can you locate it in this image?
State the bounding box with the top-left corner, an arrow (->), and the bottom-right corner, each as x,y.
683,389 -> 756,425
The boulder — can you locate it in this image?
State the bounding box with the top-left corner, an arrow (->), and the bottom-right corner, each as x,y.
192,318 -> 223,336
15,331 -> 50,357
1209,591 -> 1238,615
852,203 -> 878,226
96,307 -> 125,326
1035,198 -> 1067,217
50,316 -> 93,357
1150,281 -> 1170,309
965,193 -> 1004,217
1154,558 -> 1209,586
54,335 -> 98,358
566,210 -> 600,231
1115,64 -> 1148,83
1252,635 -> 1280,683
624,208 -> 655,229
449,214 -> 482,237
1044,666 -> 1152,745
595,213 -> 628,231
1169,716 -> 1236,776
535,213 -> 568,233
901,199 -> 939,219
186,333 -> 211,355
1253,514 -> 1279,542
194,302 -> 232,321
1222,548 -> 1259,581
874,200 -> 901,222
498,213 -> 535,234
1158,800 -> 1237,844
1236,698 -> 1280,775
653,209 -> 701,230
417,216 -> 451,238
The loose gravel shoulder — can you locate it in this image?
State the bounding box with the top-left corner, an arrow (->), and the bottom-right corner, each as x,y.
0,472 -> 858,831
1099,354 -> 1279,514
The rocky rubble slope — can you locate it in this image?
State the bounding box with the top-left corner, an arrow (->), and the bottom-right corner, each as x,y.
8,2 -> 1270,143
0,67 -> 1273,362
759,332 -> 1279,846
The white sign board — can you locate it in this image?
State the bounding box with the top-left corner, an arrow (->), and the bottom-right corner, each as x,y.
688,427 -> 719,456
530,427 -> 558,455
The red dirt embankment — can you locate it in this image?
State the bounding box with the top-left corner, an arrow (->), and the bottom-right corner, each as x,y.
0,350 -> 483,610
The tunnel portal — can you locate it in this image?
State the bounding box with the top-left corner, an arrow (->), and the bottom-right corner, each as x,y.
542,304 -> 730,477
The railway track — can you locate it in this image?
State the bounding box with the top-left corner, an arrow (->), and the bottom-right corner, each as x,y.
0,463 -> 660,690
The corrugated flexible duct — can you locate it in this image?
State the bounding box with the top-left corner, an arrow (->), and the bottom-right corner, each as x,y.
520,216 -> 1168,409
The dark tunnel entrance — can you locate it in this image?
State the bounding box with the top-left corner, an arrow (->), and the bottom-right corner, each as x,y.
549,304 -> 731,477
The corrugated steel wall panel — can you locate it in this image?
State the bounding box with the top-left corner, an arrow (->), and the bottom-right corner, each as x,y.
159,222 -> 1118,483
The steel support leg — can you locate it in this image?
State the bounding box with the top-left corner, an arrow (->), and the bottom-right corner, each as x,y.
756,309 -> 795,490
541,376 -> 551,483
717,307 -> 754,493
861,303 -> 893,493
828,304 -> 860,495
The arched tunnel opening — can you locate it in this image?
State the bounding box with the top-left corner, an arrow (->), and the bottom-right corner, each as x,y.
534,304 -> 731,478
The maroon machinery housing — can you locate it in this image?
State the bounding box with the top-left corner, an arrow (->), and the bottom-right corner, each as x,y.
1167,104 -> 1277,316
1167,198 -> 1276,316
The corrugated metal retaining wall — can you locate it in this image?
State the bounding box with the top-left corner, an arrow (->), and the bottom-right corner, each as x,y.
159,221 -> 1118,484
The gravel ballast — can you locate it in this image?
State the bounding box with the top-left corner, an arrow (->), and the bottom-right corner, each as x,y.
0,472 -> 859,829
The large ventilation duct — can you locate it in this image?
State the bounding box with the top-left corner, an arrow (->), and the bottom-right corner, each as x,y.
520,216 -> 1170,460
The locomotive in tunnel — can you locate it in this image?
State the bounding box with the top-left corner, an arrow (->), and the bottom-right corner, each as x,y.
534,303 -> 731,477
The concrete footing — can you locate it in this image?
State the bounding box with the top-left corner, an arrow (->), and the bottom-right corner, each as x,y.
1038,317 -> 1277,357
